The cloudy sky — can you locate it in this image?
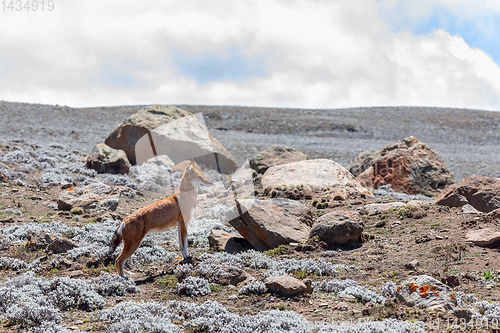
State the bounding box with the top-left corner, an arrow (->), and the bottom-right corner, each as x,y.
1,0 -> 500,110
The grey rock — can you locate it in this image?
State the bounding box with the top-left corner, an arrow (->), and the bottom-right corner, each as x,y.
405,259 -> 420,270
309,210 -> 364,246
396,275 -> 457,311
462,204 -> 481,214
453,307 -> 474,321
363,202 -> 405,215
85,143 -> 130,175
47,238 -> 78,254
57,182 -> 121,212
27,230 -> 78,254
216,266 -> 249,286
262,159 -> 372,198
250,145 -> 307,174
146,155 -> 175,168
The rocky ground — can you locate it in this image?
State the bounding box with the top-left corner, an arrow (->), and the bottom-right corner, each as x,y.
0,102 -> 499,332
1,102 -> 499,180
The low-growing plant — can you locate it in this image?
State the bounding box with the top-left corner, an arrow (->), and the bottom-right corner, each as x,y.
177,276 -> 211,297
238,279 -> 267,296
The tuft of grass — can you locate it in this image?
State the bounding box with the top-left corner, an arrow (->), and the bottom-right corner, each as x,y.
265,244 -> 290,257
157,275 -> 178,288
209,284 -> 224,292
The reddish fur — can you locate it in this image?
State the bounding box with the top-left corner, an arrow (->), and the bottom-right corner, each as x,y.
109,160 -> 210,278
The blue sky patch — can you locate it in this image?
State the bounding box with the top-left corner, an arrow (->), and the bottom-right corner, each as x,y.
99,59 -> 148,89
172,47 -> 266,84
380,4 -> 500,65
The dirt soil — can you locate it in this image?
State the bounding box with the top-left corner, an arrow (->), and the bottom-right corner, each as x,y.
0,102 -> 499,332
1,168 -> 500,332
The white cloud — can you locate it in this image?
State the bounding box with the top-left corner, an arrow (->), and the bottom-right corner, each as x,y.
0,0 -> 499,110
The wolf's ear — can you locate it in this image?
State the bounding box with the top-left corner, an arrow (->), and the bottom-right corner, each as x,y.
187,164 -> 194,173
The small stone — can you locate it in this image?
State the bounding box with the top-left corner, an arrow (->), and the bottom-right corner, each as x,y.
215,266 -> 249,286
61,182 -> 74,190
462,204 -> 482,214
264,275 -> 313,296
339,294 -> 356,302
453,307 -> 474,322
405,259 -> 420,270
362,302 -> 375,315
208,229 -> 253,254
441,275 -> 460,287
436,235 -> 444,240
333,302 -> 349,311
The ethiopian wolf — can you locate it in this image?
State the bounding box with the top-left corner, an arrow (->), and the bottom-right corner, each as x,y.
108,160 -> 210,278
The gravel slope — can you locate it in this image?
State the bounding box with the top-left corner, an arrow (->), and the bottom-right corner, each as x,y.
1,101 -> 498,181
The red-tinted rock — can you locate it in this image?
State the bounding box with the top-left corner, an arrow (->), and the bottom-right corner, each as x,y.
355,137 -> 454,197
434,175 -> 500,213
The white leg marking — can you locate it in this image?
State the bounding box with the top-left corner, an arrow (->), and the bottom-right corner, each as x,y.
183,236 -> 189,258
121,259 -> 127,278
177,223 -> 183,253
117,222 -> 125,237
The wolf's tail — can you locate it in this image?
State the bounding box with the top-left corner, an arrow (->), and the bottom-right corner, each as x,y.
108,222 -> 124,255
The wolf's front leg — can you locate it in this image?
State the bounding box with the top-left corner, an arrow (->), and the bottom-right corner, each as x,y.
177,221 -> 189,259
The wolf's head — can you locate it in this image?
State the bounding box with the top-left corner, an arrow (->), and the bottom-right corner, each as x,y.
183,160 -> 211,188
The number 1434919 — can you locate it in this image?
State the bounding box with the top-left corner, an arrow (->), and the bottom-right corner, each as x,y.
1,0 -> 54,11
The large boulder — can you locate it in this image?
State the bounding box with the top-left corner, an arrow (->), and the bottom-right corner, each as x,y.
434,175 -> 500,213
355,137 -> 454,197
309,210 -> 364,245
105,105 -> 238,173
250,145 -> 307,174
57,183 -> 121,212
85,143 -> 130,175
229,198 -> 312,251
105,104 -> 189,165
262,159 -> 372,198
396,275 -> 457,311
